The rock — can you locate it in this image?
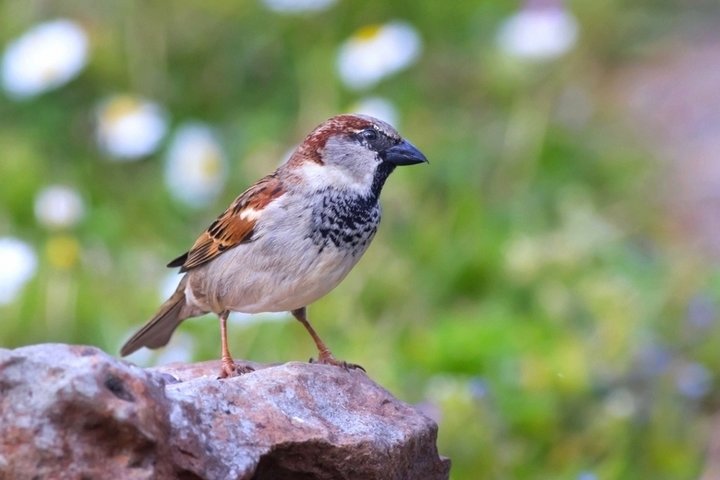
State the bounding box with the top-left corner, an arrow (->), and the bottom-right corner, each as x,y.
0,344 -> 450,480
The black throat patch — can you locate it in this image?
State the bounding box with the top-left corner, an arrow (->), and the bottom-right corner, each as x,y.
309,188 -> 382,256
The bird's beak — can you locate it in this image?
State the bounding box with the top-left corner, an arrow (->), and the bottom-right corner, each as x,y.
382,139 -> 428,166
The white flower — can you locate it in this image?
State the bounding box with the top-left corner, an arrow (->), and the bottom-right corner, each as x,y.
1,19 -> 88,99
164,123 -> 227,208
496,2 -> 579,61
337,21 -> 422,90
351,96 -> 399,126
34,185 -> 85,229
0,237 -> 38,305
95,94 -> 168,160
262,0 -> 336,14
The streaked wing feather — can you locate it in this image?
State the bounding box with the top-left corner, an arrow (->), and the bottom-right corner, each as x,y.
171,174 -> 284,272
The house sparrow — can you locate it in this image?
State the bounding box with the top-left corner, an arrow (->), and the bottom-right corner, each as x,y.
120,114 -> 427,377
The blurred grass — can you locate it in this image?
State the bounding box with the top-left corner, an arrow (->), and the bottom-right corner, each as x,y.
1,1 -> 719,479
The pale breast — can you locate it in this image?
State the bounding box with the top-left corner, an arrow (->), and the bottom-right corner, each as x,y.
186,189 -> 381,314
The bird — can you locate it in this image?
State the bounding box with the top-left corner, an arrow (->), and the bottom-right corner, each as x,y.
120,114 -> 427,378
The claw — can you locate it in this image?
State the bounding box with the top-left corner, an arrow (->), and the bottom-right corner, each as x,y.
218,359 -> 254,379
310,354 -> 365,372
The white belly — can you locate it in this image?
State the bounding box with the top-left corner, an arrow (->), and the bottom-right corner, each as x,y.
220,242 -> 361,312
185,219 -> 374,314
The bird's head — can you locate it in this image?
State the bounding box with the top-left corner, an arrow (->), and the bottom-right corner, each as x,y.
287,114 -> 427,197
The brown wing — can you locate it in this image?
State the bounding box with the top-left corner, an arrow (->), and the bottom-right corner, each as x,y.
167,174 -> 285,272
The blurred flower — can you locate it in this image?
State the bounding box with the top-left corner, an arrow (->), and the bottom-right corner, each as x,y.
1,19 -> 88,99
604,388 -> 636,419
504,236 -> 543,282
45,235 -> 81,270
164,123 -> 227,208
0,237 -> 38,305
95,94 -> 168,160
262,0 -> 336,14
496,0 -> 579,61
337,21 -> 422,90
676,362 -> 712,399
468,377 -> 489,400
554,192 -> 619,260
350,96 -> 399,126
636,343 -> 672,377
34,185 -> 85,229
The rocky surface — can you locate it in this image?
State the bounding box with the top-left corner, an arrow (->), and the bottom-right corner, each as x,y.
0,344 -> 449,480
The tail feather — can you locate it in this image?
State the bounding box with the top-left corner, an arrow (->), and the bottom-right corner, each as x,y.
120,276 -> 199,356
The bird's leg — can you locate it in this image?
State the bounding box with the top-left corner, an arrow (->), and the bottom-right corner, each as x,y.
217,310 -> 257,378
218,310 -> 237,378
291,307 -> 365,372
218,311 -> 254,379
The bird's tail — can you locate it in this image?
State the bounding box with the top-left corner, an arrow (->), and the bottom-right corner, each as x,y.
120,275 -> 201,356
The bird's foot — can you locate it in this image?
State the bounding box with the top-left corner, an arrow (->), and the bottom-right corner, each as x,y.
218,357 -> 254,379
309,352 -> 365,372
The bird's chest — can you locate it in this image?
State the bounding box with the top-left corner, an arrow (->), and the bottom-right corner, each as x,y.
308,190 -> 381,256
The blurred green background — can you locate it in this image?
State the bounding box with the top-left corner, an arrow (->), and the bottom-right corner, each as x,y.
2,1 -> 720,478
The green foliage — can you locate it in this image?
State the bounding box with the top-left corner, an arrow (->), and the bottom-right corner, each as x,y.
0,1 -> 717,478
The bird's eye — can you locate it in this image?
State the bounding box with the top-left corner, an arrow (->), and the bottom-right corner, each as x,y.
360,128 -> 378,142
